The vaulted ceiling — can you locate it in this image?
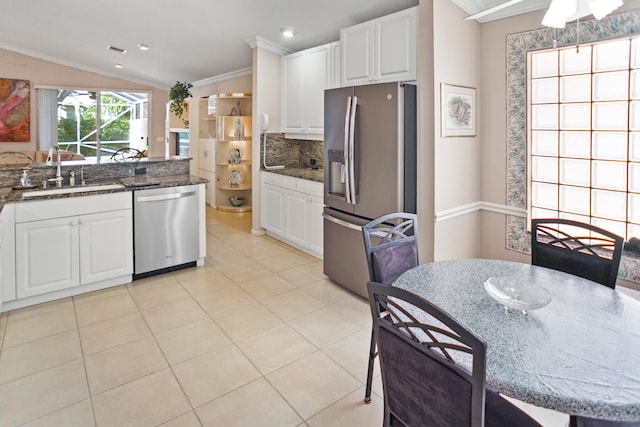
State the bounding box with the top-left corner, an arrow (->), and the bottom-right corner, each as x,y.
0,1 -> 555,89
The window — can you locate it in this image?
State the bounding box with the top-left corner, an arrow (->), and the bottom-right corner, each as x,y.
528,37 -> 640,241
37,89 -> 149,162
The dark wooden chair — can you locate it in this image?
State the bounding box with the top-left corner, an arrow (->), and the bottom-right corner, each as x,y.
531,218 -> 623,288
362,212 -> 418,404
367,282 -> 542,427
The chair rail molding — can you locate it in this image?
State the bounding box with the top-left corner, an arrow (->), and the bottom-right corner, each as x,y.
435,201 -> 526,223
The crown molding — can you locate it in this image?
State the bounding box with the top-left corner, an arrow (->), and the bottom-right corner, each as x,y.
245,36 -> 293,55
191,67 -> 253,87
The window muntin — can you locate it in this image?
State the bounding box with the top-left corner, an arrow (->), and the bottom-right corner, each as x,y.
528,37 -> 640,242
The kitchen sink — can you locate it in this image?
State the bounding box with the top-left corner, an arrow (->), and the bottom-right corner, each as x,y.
22,183 -> 126,198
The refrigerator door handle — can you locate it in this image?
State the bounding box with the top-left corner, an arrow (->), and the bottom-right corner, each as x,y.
322,212 -> 362,232
348,96 -> 358,205
344,96 -> 352,203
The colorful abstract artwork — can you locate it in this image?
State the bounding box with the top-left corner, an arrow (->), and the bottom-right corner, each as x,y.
0,78 -> 30,142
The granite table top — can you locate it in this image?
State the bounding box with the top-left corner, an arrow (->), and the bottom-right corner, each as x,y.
394,258 -> 640,422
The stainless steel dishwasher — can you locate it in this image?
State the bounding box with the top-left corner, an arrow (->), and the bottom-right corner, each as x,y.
133,185 -> 199,279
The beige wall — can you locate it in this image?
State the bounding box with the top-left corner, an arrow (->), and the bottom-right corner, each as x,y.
430,0 -> 482,260
478,1 -> 640,263
478,10 -> 545,263
416,0 -> 435,262
0,48 -> 168,157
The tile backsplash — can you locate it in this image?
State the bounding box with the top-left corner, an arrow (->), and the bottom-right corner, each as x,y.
260,133 -> 323,169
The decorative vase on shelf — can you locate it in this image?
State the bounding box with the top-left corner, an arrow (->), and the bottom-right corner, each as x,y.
233,118 -> 244,140
228,148 -> 242,165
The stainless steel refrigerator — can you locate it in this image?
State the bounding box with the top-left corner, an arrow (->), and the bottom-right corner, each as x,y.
323,82 -> 416,298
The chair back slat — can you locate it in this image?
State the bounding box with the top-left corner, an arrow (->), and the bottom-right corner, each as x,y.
531,218 -> 624,288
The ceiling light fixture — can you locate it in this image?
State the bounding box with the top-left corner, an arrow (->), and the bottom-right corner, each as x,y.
542,0 -> 624,28
137,43 -> 150,51
115,63 -> 124,69
280,27 -> 296,38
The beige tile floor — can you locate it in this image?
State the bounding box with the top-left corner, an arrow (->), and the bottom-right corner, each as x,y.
0,207 -> 569,427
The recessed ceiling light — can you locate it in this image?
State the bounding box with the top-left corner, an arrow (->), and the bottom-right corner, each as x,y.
280,27 -> 296,38
115,63 -> 124,69
138,43 -> 150,51
107,45 -> 127,54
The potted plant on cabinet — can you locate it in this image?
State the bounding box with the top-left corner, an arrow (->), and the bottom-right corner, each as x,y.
169,81 -> 193,127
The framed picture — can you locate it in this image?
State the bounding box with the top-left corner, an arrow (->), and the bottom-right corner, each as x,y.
441,83 -> 476,137
0,78 -> 30,142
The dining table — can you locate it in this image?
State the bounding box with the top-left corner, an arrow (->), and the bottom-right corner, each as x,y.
393,258 -> 640,422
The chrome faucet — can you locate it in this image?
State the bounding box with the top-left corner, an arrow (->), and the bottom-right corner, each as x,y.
53,145 -> 63,187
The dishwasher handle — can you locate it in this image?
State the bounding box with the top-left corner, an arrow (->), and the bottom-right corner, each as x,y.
136,190 -> 196,203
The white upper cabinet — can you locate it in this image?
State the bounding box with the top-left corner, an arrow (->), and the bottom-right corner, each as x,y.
283,43 -> 331,139
330,41 -> 342,89
341,7 -> 417,86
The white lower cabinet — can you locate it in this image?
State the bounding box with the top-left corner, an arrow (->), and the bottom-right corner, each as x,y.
16,216 -> 80,298
263,183 -> 285,235
262,172 -> 323,259
14,192 -> 133,299
79,210 -> 133,285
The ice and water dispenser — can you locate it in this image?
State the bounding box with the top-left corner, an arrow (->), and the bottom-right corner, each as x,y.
327,149 -> 346,196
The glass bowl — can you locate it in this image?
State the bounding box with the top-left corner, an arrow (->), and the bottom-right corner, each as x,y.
483,276 -> 551,314
229,196 -> 245,207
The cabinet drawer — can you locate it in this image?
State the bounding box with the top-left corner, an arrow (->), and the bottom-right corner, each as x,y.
308,181 -> 323,198
15,192 -> 131,223
262,171 -> 287,187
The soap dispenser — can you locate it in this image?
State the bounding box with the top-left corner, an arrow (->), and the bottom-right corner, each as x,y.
19,169 -> 31,187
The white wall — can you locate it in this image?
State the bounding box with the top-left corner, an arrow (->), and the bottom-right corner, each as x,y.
0,48 -> 167,157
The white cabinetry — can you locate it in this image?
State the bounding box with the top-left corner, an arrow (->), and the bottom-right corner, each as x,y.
341,7 -> 416,86
263,183 -> 285,235
16,217 -> 79,297
330,41 -> 342,89
283,43 -> 330,140
13,193 -> 132,299
261,172 -> 323,259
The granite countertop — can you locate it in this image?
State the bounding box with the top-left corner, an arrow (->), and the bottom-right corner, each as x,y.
0,174 -> 207,210
261,167 -> 324,183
